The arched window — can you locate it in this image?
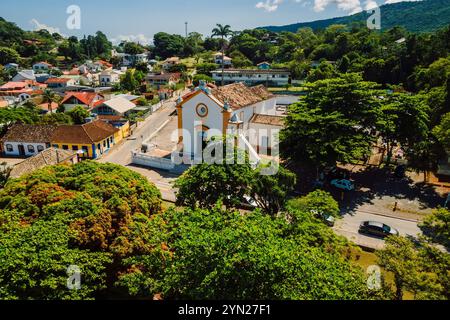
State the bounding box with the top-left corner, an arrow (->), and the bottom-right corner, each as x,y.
27,145 -> 35,153
37,145 -> 44,152
6,144 -> 13,152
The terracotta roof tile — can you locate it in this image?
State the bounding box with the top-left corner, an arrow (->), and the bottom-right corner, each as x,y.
250,114 -> 285,127
211,83 -> 274,110
51,120 -> 119,145
1,124 -> 56,143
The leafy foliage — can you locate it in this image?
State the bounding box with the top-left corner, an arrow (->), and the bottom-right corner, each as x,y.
0,162 -> 162,299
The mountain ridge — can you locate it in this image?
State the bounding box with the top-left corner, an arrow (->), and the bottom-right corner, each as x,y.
259,0 -> 450,33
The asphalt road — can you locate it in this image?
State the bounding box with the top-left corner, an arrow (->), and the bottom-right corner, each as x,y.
334,210 -> 422,250
100,99 -> 179,202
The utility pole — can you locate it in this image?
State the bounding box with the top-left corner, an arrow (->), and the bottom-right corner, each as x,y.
185,22 -> 188,38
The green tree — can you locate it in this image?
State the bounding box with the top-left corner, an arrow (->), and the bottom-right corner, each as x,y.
281,73 -> 382,170
41,89 -> 61,114
433,112 -> 450,152
0,161 -> 162,299
119,206 -> 374,300
287,190 -> 340,219
0,47 -> 20,64
420,208 -> 450,248
212,24 -> 233,86
67,105 -> 90,124
250,165 -> 297,216
120,69 -> 140,92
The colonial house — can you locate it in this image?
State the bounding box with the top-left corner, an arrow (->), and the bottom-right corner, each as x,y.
114,52 -> 149,67
45,77 -> 77,90
211,69 -> 290,87
146,72 -> 181,86
51,120 -> 119,159
60,91 -> 104,111
175,82 -> 286,160
0,81 -> 45,101
9,148 -> 78,179
1,124 -> 56,157
99,69 -> 121,86
33,61 -> 54,73
91,96 -> 136,117
213,52 -> 232,67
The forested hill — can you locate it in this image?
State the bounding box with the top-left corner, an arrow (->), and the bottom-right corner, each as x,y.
260,0 -> 450,33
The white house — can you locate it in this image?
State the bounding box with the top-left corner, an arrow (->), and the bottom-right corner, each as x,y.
211,69 -> 290,87
92,96 -> 136,117
45,77 -> 77,90
175,82 -> 286,160
12,70 -> 36,82
99,69 -> 122,86
213,52 -> 232,67
1,124 -> 56,157
162,57 -> 180,70
33,61 -> 53,73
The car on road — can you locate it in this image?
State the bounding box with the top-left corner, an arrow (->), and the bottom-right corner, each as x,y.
330,179 -> 355,191
311,210 -> 336,227
359,221 -> 399,238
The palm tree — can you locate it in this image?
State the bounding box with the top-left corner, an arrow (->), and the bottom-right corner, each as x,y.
212,24 -> 233,86
41,89 -> 60,114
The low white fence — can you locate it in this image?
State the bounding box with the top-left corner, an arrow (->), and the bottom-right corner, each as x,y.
132,151 -> 175,171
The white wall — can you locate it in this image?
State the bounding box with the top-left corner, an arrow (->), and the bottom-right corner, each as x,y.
3,142 -> 49,157
181,92 -> 224,155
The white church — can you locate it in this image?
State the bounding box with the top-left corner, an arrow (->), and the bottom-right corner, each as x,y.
175,81 -> 294,163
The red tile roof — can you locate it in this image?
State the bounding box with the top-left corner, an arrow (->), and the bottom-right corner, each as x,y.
61,92 -> 102,106
0,82 -> 29,90
51,120 -> 119,144
45,78 -> 72,84
211,83 -> 274,110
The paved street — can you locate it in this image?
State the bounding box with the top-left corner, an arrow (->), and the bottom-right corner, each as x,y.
100,98 -> 180,202
334,209 -> 422,250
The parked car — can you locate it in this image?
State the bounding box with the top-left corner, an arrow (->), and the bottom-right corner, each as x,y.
324,167 -> 348,181
359,221 -> 399,238
311,210 -> 336,227
330,179 -> 355,191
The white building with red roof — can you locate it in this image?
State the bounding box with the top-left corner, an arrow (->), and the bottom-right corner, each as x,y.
60,91 -> 104,111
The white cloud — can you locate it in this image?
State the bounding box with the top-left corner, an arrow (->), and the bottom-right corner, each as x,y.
256,0 -> 284,12
314,0 -> 363,13
364,0 -> 379,10
29,18 -> 65,36
111,34 -> 151,45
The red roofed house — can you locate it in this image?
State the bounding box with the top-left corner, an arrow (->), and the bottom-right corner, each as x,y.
60,92 -> 104,112
45,77 -> 76,90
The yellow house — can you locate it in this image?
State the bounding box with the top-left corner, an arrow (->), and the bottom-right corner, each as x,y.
51,120 -> 119,159
97,115 -> 131,144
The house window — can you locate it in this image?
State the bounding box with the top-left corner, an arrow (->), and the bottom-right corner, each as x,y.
72,146 -> 79,151
37,145 -> 44,152
53,144 -> 59,148
82,146 -> 88,155
62,145 -> 69,150
6,144 -> 13,152
27,145 -> 35,153
97,144 -> 101,150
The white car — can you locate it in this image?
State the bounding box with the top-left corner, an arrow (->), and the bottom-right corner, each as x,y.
330,179 -> 355,191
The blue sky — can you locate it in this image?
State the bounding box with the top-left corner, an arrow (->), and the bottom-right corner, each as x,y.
1,0 -> 416,44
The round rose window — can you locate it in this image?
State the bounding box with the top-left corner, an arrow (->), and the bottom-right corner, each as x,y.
196,104 -> 208,117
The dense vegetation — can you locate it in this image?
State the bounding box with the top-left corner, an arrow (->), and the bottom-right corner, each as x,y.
0,162 -> 161,299
261,0 -> 450,33
0,161 -> 388,300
